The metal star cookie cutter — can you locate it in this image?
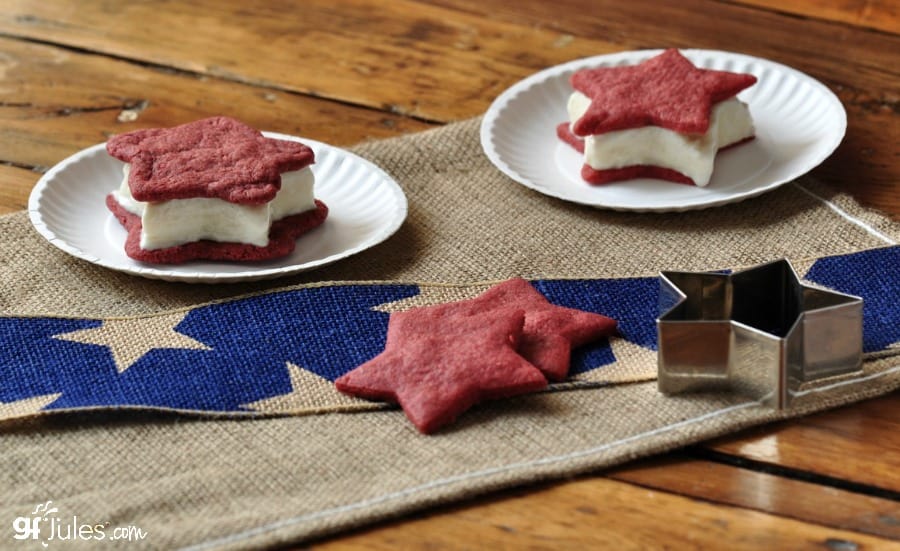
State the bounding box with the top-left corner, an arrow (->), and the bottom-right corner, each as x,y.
657,259 -> 863,409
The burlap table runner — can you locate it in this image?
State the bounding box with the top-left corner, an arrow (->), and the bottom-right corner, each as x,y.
2,117 -> 898,549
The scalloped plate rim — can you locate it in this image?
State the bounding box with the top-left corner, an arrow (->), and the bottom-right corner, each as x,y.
480,48 -> 847,212
28,133 -> 408,283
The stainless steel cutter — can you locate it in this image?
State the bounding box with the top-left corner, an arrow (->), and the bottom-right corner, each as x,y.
657,259 -> 863,408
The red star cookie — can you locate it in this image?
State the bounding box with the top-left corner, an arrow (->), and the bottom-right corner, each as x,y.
106,116 -> 314,204
556,122 -> 696,185
479,278 -> 618,381
335,279 -> 618,433
557,121 -> 756,185
570,49 -> 757,136
335,298 -> 547,434
106,196 -> 328,263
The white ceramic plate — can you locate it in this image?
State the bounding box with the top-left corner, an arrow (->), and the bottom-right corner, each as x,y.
480,49 -> 846,212
28,134 -> 407,283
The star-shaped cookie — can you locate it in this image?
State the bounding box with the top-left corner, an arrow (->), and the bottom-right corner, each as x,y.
335,297 -> 547,434
335,279 -> 618,433
106,116 -> 314,204
479,278 -> 618,381
570,49 -> 757,136
105,196 -> 328,263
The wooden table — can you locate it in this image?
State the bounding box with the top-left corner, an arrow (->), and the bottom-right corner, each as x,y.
2,1 -> 898,548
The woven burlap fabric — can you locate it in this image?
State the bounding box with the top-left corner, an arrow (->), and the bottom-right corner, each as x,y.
2,117 -> 898,549
3,119 -> 896,317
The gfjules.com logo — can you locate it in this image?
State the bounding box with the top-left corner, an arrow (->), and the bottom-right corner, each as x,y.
12,501 -> 147,547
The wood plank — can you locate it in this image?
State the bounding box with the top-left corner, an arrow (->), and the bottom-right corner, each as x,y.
0,0 -> 616,122
707,393 -> 900,493
0,36 -> 432,170
0,164 -> 35,214
421,0 -> 900,81
307,474 -> 900,550
1,1 -> 897,217
7,0 -> 900,219
610,455 -> 900,539
729,0 -> 900,35
3,0 -> 897,119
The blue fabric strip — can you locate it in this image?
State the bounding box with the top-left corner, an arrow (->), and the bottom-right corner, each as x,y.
1,246 -> 896,415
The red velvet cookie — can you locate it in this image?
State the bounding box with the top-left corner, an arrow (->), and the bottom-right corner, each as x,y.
478,278 -> 618,381
335,279 -> 618,433
106,116 -> 327,264
335,297 -> 547,434
107,196 -> 328,264
558,49 -> 757,186
570,49 -> 756,137
556,122 -> 695,185
107,116 -> 314,204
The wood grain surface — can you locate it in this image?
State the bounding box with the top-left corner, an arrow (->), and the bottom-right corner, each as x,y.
1,0 -> 898,548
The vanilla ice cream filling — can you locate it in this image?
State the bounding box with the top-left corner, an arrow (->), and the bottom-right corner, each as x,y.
112,165 -> 316,250
567,92 -> 754,186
